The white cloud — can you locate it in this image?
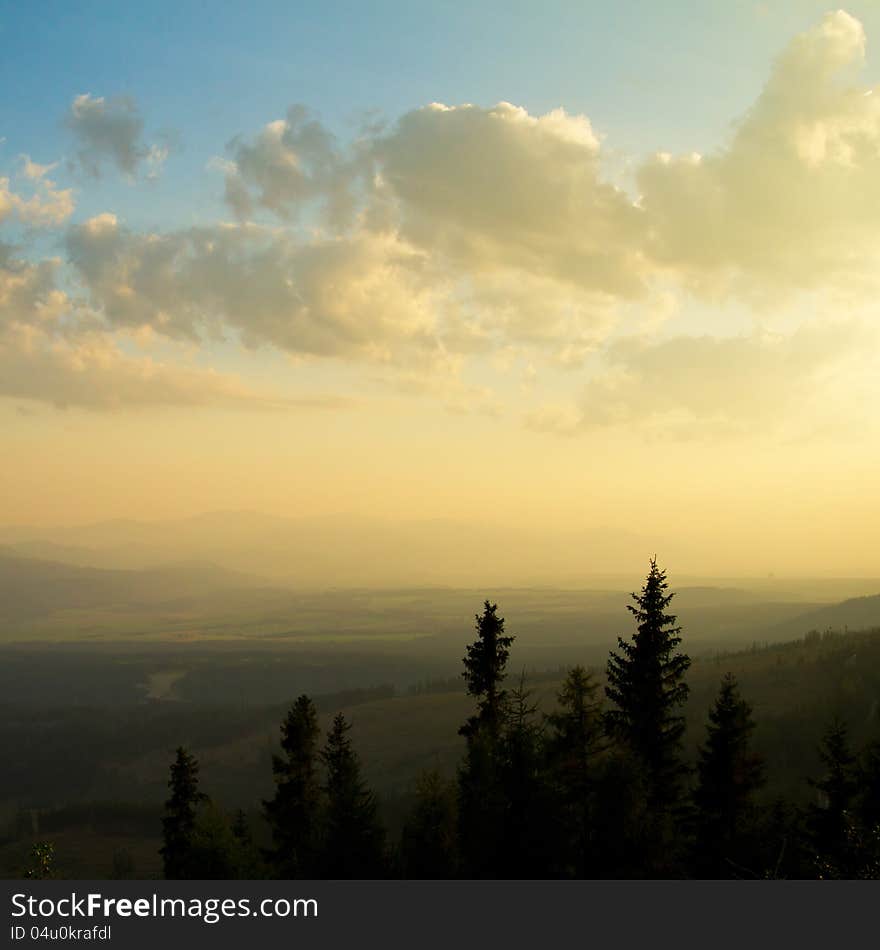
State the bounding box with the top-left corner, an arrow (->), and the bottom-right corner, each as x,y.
638,10 -> 880,300
221,105 -> 356,227
65,214 -> 451,363
527,320 -> 876,438
0,323 -> 291,410
10,10 -> 880,426
0,160 -> 75,228
372,101 -> 649,296
66,93 -> 167,179
0,243 -> 341,411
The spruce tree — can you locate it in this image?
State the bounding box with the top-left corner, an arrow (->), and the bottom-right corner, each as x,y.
263,695 -> 322,878
319,713 -> 385,878
692,674 -> 766,877
459,601 -> 514,740
604,559 -> 691,874
160,746 -> 206,879
457,600 -> 514,876
546,665 -> 604,876
807,718 -> 858,876
857,740 -> 880,833
400,771 -> 458,878
498,673 -> 554,877
187,801 -> 243,879
605,558 -> 691,809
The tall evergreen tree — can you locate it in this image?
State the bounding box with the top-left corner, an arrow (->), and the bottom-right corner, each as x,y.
457,600 -> 514,876
692,674 -> 766,877
605,558 -> 691,808
498,673 -> 554,877
856,740 -> 880,833
546,666 -> 604,876
604,559 -> 691,874
807,718 -> 858,876
319,713 -> 386,878
400,770 -> 458,878
459,601 -> 515,740
187,801 -> 244,879
160,746 -> 206,879
263,695 -> 322,878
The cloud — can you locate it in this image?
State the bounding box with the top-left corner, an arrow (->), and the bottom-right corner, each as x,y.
214,14 -> 880,316
0,243 -> 341,411
0,245 -> 69,326
66,93 -> 167,179
638,10 -> 880,300
0,161 -> 75,228
12,10 -> 880,422
0,323 -> 292,410
372,102 -> 649,296
209,100 -> 645,366
65,213 -> 457,364
526,320 -> 876,438
20,155 -> 57,181
221,105 -> 356,227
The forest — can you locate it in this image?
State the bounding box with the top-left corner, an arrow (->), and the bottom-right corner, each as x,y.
15,559 -> 878,881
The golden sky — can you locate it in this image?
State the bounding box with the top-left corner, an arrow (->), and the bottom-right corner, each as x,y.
2,8 -> 879,579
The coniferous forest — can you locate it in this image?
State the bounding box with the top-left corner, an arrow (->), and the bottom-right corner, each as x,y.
151,561 -> 880,880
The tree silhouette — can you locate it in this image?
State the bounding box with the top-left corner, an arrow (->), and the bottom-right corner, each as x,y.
457,600 -> 514,875
857,740 -> 880,833
807,718 -> 858,876
459,601 -> 515,740
605,558 -> 691,806
498,673 -> 554,877
692,673 -> 765,877
160,746 -> 206,879
401,770 -> 458,878
263,695 -> 322,878
604,558 -> 691,873
319,712 -> 385,878
546,665 -> 604,876
24,842 -> 56,880
187,801 -> 243,879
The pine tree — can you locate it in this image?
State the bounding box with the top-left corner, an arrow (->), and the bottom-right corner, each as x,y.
692,674 -> 766,877
546,665 -> 604,876
857,740 -> 880,833
319,713 -> 385,878
187,801 -> 243,879
604,559 -> 691,874
263,695 -> 322,878
605,558 -> 691,809
459,601 -> 514,740
457,600 -> 514,876
808,718 -> 858,877
160,746 -> 206,879
400,771 -> 458,878
230,808 -> 262,878
498,673 -> 554,877
232,809 -> 251,847
24,842 -> 56,880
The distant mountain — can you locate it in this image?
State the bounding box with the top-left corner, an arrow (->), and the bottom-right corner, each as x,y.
3,511 -> 878,594
0,510 -> 653,586
0,551 -> 263,625
771,593 -> 880,639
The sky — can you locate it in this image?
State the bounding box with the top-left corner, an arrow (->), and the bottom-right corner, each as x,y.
2,1 -> 880,578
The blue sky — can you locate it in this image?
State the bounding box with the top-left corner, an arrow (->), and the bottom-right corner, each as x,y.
5,0 -> 880,231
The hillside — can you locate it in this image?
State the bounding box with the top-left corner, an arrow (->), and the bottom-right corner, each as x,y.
770,593 -> 880,640
2,624 -> 880,878
0,552 -> 262,625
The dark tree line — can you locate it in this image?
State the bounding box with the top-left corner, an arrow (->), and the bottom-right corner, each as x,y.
160,559 -> 880,879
